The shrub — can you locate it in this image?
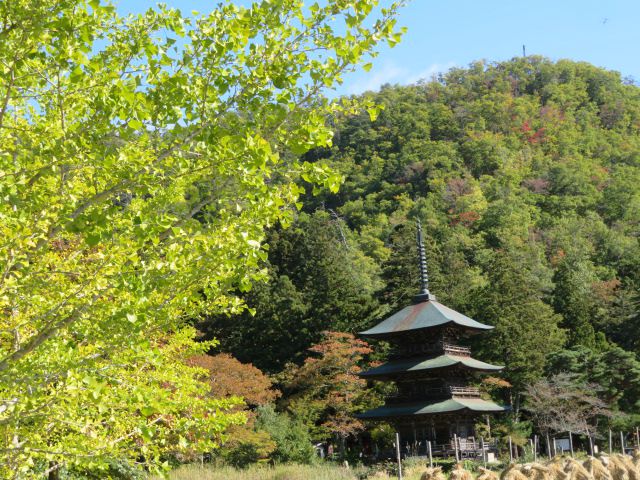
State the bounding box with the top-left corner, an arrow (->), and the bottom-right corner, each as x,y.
255,406 -> 316,464
222,429 -> 277,468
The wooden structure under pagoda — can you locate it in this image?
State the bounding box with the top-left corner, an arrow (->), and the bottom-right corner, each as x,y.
358,222 -> 506,456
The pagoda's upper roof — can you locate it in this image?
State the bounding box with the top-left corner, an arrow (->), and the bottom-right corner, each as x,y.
358,398 -> 506,419
359,300 -> 493,338
360,354 -> 503,379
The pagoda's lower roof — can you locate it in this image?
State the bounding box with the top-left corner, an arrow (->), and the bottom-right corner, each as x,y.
358,398 -> 507,419
359,300 -> 493,338
360,354 -> 503,379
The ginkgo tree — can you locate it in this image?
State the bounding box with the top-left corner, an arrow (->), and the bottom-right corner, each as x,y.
0,0 -> 404,476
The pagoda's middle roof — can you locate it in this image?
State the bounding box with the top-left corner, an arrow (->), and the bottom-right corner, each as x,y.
360,354 -> 503,378
359,300 -> 493,338
358,398 -> 507,419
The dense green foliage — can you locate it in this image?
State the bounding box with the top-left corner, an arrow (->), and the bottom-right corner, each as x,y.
254,406 -> 317,465
206,57 -> 640,434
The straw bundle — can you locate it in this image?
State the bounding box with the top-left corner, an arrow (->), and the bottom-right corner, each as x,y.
420,467 -> 446,480
519,463 -> 538,480
565,457 -> 593,480
519,464 -> 535,480
501,464 -> 531,480
616,454 -> 640,480
477,467 -> 500,480
607,455 -> 630,480
450,463 -> 474,480
584,456 -> 613,480
546,457 -> 570,480
528,463 -> 553,480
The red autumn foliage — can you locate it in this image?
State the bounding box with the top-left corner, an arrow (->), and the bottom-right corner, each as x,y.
281,331 -> 374,439
450,210 -> 480,227
520,120 -> 547,144
528,126 -> 546,144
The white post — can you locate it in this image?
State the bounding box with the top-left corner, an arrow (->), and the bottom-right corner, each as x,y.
396,432 -> 403,480
453,433 -> 459,462
481,437 -> 486,467
427,440 -> 433,468
620,431 -> 626,455
569,431 -> 574,457
609,429 -> 613,455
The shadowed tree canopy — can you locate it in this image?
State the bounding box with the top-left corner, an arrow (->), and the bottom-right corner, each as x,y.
470,252 -> 566,400
200,211 -> 383,372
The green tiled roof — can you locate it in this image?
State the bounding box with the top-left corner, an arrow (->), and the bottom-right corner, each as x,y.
359,300 -> 493,338
358,398 -> 507,419
360,354 -> 503,378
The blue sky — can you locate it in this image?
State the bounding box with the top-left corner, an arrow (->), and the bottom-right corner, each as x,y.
116,0 -> 640,96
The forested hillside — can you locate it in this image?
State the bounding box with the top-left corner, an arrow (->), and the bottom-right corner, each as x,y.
203,57 -> 640,430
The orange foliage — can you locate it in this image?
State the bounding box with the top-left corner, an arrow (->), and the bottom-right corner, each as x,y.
189,353 -> 280,407
482,376 -> 512,389
591,278 -> 621,303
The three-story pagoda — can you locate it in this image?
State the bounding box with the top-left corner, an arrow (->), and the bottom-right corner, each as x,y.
358,222 -> 505,450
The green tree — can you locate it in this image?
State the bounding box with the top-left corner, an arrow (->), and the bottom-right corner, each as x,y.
0,0 -> 404,476
254,405 -> 316,465
611,287 -> 640,354
547,345 -> 640,420
552,258 -> 600,348
472,252 -> 566,412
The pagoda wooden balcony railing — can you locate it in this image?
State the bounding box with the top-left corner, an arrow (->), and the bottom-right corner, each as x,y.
449,386 -> 480,397
442,343 -> 471,357
392,341 -> 472,358
387,385 -> 481,402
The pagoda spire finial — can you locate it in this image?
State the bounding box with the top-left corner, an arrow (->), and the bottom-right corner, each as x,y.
414,219 -> 435,303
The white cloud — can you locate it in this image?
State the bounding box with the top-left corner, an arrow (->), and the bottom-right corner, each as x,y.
348,61 -> 408,94
406,61 -> 457,84
347,61 -> 457,95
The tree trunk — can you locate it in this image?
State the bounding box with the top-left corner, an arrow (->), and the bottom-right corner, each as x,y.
513,393 -> 521,422
48,462 -> 60,480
